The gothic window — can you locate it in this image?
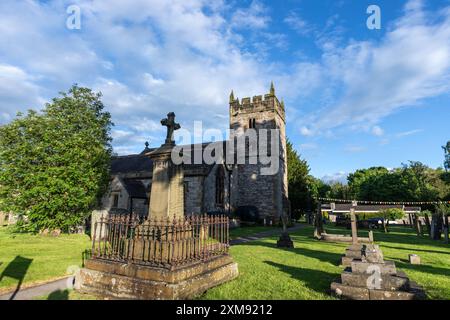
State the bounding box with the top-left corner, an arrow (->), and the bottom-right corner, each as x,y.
112,194 -> 119,208
248,118 -> 256,129
215,166 -> 225,207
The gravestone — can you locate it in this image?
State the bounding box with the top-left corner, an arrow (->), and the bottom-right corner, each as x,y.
147,113 -> 184,220
331,244 -> 425,300
76,112 -> 239,300
341,204 -> 364,266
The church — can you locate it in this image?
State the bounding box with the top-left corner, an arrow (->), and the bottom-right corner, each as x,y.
100,84 -> 289,222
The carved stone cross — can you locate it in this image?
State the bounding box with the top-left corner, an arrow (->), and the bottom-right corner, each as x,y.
161,112 -> 180,145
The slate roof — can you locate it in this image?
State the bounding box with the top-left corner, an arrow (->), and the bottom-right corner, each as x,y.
110,141 -> 228,176
110,154 -> 153,175
122,179 -> 148,198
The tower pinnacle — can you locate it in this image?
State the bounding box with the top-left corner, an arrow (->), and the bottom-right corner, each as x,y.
229,90 -> 235,103
269,81 -> 275,96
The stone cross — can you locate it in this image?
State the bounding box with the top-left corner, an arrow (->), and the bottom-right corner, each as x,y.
350,201 -> 358,244
161,112 -> 180,145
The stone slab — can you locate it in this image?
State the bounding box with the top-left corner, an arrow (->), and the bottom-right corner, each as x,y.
83,255 -> 235,283
331,282 -> 419,300
341,256 -> 357,267
321,234 -> 371,244
341,271 -> 409,291
351,260 -> 397,275
331,282 -> 369,300
368,289 -> 416,300
76,256 -> 238,300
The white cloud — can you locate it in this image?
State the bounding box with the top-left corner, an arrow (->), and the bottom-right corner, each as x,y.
321,171 -> 348,184
372,126 -> 384,137
0,64 -> 45,122
284,11 -> 314,36
231,1 -> 270,29
300,126 -> 313,136
396,129 -> 424,138
297,0 -> 450,136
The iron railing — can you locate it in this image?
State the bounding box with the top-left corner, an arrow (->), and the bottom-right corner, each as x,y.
91,214 -> 229,269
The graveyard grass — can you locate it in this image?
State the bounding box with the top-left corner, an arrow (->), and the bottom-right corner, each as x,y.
200,224 -> 450,300
0,226 -> 91,294
2,224 -> 450,300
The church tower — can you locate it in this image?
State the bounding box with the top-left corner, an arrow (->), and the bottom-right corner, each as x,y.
228,83 -> 288,222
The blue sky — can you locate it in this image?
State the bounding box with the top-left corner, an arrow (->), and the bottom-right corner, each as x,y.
0,0 -> 449,182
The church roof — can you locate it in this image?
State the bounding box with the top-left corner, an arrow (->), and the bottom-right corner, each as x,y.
110,141 -> 227,176
110,154 -> 153,174
122,179 -> 148,198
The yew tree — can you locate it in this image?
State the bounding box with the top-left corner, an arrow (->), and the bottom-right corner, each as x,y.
0,85 -> 113,232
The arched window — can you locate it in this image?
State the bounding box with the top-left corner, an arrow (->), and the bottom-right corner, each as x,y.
248,118 -> 256,129
215,165 -> 225,207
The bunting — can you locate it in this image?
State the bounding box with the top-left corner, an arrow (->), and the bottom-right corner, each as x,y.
314,197 -> 450,205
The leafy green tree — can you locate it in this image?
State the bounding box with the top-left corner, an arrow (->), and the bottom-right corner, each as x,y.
378,208 -> 405,233
0,85 -> 113,233
286,140 -> 311,218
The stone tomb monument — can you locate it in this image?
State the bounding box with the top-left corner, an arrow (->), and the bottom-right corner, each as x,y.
75,113 -> 238,299
331,204 -> 425,300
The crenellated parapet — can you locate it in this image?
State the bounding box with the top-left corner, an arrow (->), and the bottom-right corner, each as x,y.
229,82 -> 285,121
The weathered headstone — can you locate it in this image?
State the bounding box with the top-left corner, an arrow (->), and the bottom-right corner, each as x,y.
409,254 -> 421,265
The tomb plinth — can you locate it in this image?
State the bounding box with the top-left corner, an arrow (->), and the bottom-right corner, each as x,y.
331,244 -> 425,300
75,112 -> 238,299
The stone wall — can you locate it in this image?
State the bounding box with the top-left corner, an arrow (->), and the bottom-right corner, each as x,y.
184,176 -> 203,214
228,90 -> 287,220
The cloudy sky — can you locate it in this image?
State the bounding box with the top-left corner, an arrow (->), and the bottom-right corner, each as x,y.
1,0 -> 449,181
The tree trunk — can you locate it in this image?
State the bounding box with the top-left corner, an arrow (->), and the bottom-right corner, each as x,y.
413,213 -> 421,236
424,213 -> 431,237
383,219 -> 389,233
408,214 -> 414,228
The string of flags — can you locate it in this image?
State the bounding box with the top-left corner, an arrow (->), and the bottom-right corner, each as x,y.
315,197 -> 450,205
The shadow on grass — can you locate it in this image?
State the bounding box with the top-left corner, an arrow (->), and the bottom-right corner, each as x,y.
0,255 -> 33,300
394,261 -> 450,278
381,244 -> 450,255
263,261 -> 336,296
241,240 -> 343,266
47,289 -> 69,300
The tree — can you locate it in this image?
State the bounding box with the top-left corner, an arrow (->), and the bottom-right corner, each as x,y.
443,141 -> 450,172
0,85 -> 113,233
378,208 -> 405,233
286,139 -> 311,219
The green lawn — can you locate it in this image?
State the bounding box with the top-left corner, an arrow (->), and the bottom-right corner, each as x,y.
0,226 -> 91,294
201,224 -> 450,300
3,223 -> 450,300
229,226 -> 275,239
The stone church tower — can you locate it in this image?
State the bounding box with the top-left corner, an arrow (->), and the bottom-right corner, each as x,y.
228,83 -> 288,221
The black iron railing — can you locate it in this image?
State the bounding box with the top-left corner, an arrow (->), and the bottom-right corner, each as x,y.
91,214 -> 229,269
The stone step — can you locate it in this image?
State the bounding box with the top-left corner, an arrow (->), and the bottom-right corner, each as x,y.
331,282 -> 419,300
341,271 -> 410,291
345,248 -> 363,259
351,260 -> 397,275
